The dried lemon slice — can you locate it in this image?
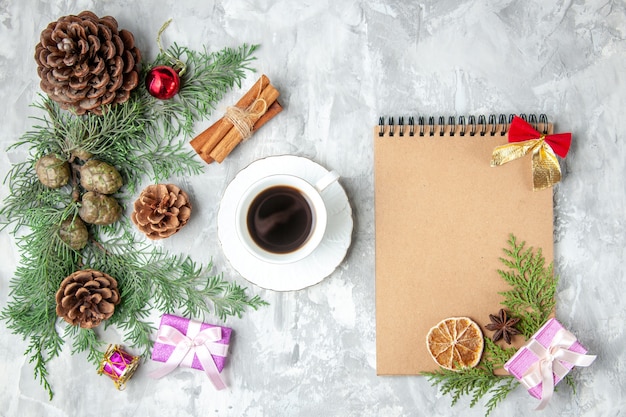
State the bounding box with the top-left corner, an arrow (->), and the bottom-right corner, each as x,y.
426,317 -> 484,370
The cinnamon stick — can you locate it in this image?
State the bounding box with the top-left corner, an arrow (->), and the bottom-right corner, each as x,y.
210,84 -> 280,163
211,100 -> 283,163
252,100 -> 283,132
189,74 -> 271,162
189,121 -> 219,163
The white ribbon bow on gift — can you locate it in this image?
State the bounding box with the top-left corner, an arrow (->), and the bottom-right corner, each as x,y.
520,328 -> 596,410
149,320 -> 229,390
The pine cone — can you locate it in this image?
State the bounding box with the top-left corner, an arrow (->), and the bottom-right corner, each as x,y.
55,269 -> 120,329
58,217 -> 89,250
80,159 -> 123,194
79,191 -> 122,225
35,154 -> 70,189
35,10 -> 141,115
131,184 -> 192,240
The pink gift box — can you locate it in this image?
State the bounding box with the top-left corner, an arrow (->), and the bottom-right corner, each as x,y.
151,314 -> 231,373
504,318 -> 588,399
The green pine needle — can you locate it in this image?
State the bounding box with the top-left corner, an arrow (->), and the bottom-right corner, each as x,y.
482,338 -> 517,371
64,326 -> 105,367
483,377 -> 519,415
0,43 -> 266,399
497,234 -> 557,338
423,367 -> 518,415
24,334 -> 63,401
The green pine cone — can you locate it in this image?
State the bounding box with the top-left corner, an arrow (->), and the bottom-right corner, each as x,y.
58,217 -> 89,250
79,191 -> 122,225
80,160 -> 123,195
35,154 -> 70,189
71,148 -> 93,161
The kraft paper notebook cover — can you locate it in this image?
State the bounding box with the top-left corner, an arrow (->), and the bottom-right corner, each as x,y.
374,115 -> 554,375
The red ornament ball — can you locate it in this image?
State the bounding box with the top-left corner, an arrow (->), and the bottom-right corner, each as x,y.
145,66 -> 180,100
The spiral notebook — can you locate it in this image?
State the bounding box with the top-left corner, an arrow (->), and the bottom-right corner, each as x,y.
374,114 -> 554,375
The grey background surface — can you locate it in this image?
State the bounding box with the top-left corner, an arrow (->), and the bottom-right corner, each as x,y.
0,0 -> 624,416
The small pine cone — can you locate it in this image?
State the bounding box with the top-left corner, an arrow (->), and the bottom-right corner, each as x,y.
34,10 -> 141,115
131,184 -> 192,240
58,217 -> 89,250
71,148 -> 93,161
79,191 -> 122,225
80,159 -> 123,194
35,154 -> 70,189
55,269 -> 120,329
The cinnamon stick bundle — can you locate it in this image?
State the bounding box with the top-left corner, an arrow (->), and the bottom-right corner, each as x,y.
190,74 -> 282,163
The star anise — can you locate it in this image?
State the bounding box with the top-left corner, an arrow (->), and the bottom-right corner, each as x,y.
485,309 -> 521,344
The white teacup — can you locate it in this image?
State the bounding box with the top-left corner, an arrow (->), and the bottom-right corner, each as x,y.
236,171 -> 339,264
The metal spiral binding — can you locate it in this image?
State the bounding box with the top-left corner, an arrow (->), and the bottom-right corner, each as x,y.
378,113 -> 549,137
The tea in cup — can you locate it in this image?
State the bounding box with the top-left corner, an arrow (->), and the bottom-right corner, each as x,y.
236,171 -> 339,264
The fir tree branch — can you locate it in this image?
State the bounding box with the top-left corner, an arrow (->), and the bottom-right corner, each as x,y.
92,220 -> 268,316
112,308 -> 156,358
24,333 -> 63,400
2,221 -> 72,401
482,338 -> 517,371
135,142 -> 203,183
0,161 -> 73,231
171,43 -> 259,121
1,42 -> 265,399
563,374 -> 576,395
423,366 -> 518,415
64,326 -> 105,367
497,234 -> 557,339
484,377 -> 519,416
194,277 -> 269,321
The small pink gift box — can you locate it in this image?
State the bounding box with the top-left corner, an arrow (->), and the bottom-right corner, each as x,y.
150,314 -> 231,390
504,318 -> 596,409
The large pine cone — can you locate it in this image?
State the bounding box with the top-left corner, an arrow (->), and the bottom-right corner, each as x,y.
131,184 -> 192,240
35,11 -> 141,115
55,269 -> 120,329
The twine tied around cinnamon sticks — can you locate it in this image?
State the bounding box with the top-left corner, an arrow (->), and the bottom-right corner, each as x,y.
224,95 -> 267,142
190,74 -> 282,163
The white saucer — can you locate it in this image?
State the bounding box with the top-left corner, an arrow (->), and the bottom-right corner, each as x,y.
217,155 -> 353,291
